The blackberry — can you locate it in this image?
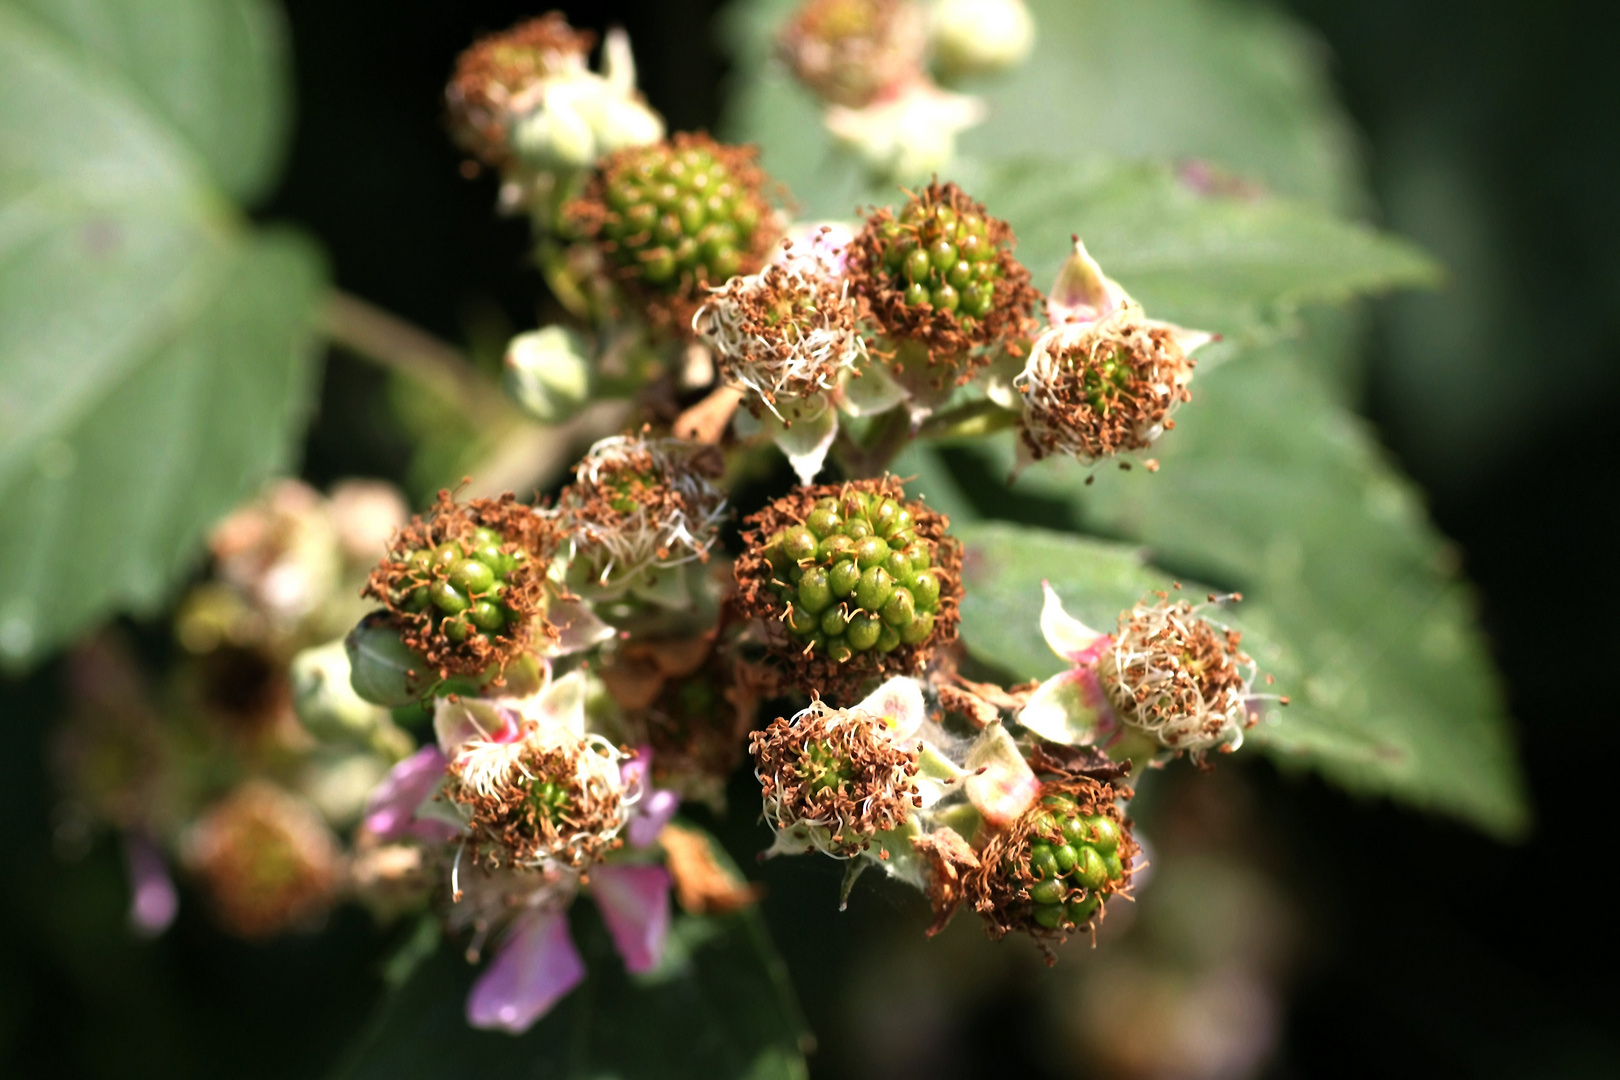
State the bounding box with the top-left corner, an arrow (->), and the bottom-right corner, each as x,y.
446,14 -> 596,168
362,492 -> 559,684
568,133 -> 781,335
847,181 -> 1040,383
966,777 -> 1139,946
736,477 -> 961,703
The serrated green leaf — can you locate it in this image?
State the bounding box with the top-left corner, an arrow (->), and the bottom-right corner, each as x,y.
335,851 -> 809,1080
959,331 -> 1528,838
13,0 -> 292,204
983,158 -> 1441,340
0,1 -> 325,668
719,0 -> 1363,214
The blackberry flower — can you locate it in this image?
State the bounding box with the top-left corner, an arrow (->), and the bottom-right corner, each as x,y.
1016,238 -> 1214,466
1100,594 -> 1261,761
181,781 -> 342,939
778,0 -> 926,108
361,492 -> 560,687
558,435 -> 728,603
750,676 -> 928,857
965,777 -> 1141,951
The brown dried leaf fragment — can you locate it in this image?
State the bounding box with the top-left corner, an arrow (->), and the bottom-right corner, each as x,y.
659,823 -> 765,915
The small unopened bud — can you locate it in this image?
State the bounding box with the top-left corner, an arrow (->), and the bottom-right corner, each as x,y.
346,613 -> 436,707
292,638 -> 388,741
503,326 -> 593,423
929,0 -> 1036,80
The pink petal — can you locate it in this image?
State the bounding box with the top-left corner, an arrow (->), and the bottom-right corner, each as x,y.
590,864 -> 671,974
964,723 -> 1042,827
363,745 -> 459,842
122,832 -> 177,936
466,908 -> 586,1034
628,790 -> 680,849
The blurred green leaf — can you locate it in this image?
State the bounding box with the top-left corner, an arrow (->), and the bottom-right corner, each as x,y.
337,864 -> 809,1079
984,158 -> 1441,341
720,0 -> 1362,215
12,0 -> 291,204
0,1 -> 325,668
952,328 -> 1528,838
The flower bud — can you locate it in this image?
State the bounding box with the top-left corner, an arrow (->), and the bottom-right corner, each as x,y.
291,637 -> 388,742
503,326 -> 593,423
1098,596 -> 1260,760
929,0 -> 1036,80
734,476 -> 962,703
360,491 -> 562,683
557,435 -> 727,602
750,695 -> 922,857
345,613 -> 437,707
846,180 -> 1038,386
966,777 -> 1139,947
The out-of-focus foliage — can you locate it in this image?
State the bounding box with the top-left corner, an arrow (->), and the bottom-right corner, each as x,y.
0,0 -> 326,669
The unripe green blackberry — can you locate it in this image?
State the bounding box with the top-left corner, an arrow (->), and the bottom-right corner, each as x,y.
967,777 -> 1139,946
568,133 -> 782,336
847,180 -> 1040,385
361,492 -> 560,686
736,476 -> 961,703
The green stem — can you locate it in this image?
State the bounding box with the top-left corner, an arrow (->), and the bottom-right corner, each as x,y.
916,398 -> 1021,442
322,290 -> 509,424
837,406 -> 913,478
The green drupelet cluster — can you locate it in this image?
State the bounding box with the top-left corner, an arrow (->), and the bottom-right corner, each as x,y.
1082,348 -> 1135,416
1021,792 -> 1129,929
596,141 -> 763,291
874,199 -> 1005,320
394,528 -> 529,645
765,490 -> 943,662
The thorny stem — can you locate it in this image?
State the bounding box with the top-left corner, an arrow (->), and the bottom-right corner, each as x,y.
323,290 -> 510,424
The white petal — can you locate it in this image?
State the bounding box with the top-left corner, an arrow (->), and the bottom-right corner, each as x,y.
837,361 -> 909,418
964,723 -> 1041,826
545,595 -> 615,656
1144,317 -> 1217,357
534,670 -> 588,738
854,676 -> 927,741
1039,581 -> 1110,661
1017,670 -> 1113,746
1047,237 -> 1132,328
767,399 -> 840,485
